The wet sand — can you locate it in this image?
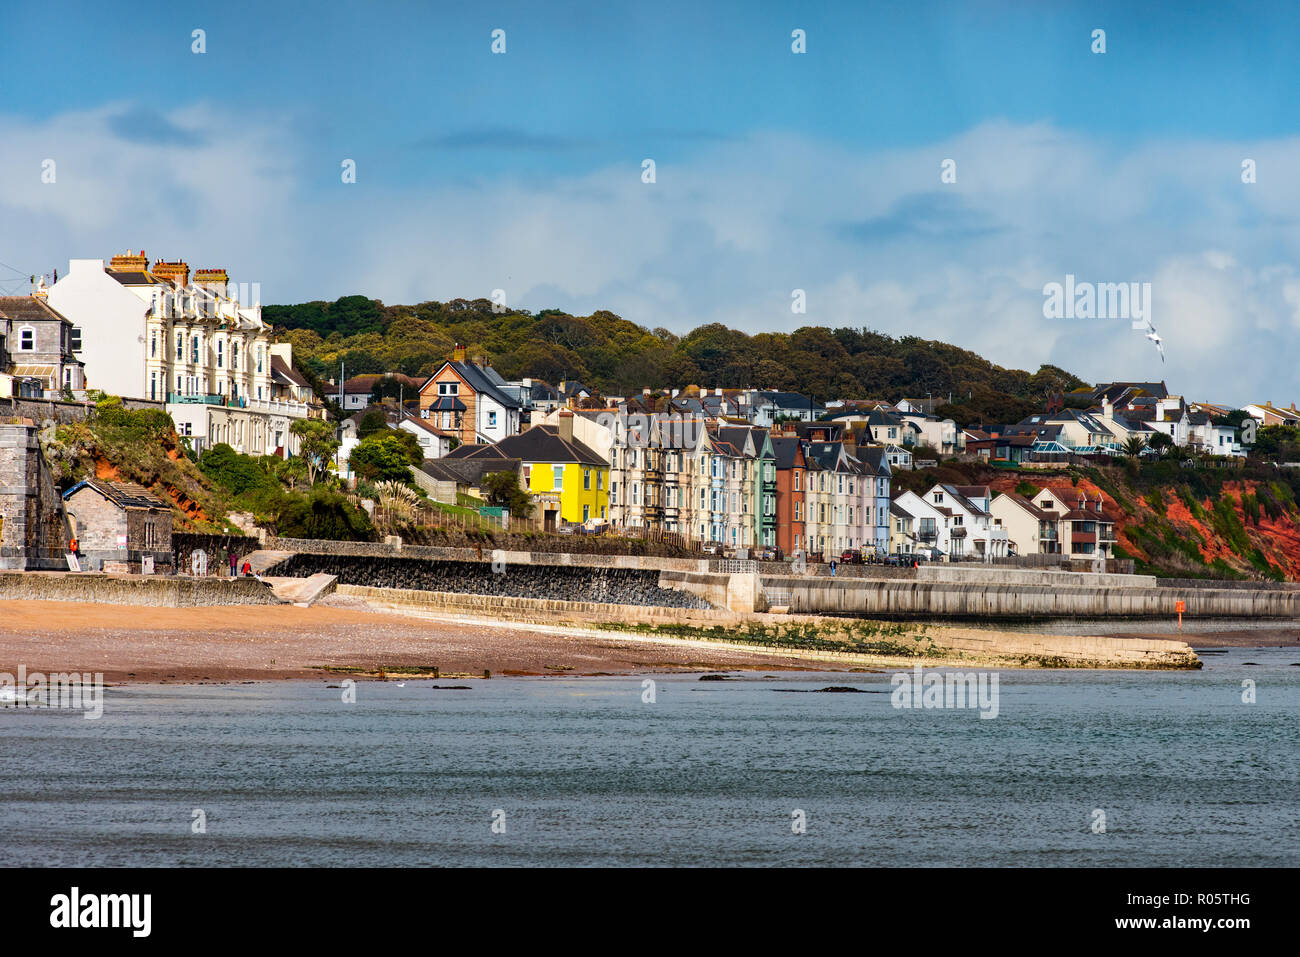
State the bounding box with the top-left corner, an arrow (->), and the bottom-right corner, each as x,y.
0,599 -> 829,684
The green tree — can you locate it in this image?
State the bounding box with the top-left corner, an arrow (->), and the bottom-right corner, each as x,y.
200,443 -> 279,497
349,433 -> 420,483
291,418 -> 341,485
275,487 -> 374,540
481,470 -> 534,517
358,409 -> 388,438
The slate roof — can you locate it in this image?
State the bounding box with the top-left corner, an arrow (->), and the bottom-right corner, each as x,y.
426,396 -> 467,412
457,424 -> 604,467
770,436 -> 804,469
420,457 -> 521,487
760,391 -> 823,412
0,295 -> 73,325
424,361 -> 521,410
107,271 -> 164,286
270,355 -> 310,389
994,491 -> 1054,522
64,479 -> 169,510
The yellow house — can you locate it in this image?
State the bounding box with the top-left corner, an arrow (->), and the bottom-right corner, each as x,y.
446,412 -> 608,528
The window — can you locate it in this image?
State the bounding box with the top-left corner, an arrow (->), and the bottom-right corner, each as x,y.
553,468 -> 563,491
438,382 -> 459,396
256,347 -> 263,373
217,340 -> 224,367
151,333 -> 157,357
18,328 -> 33,350
70,327 -> 82,352
488,410 -> 497,427
583,504 -> 590,522
176,332 -> 183,359
610,482 -> 618,504
794,471 -> 801,491
596,471 -> 603,490
232,342 -> 239,369
633,483 -> 640,505
933,492 -> 944,504
583,469 -> 591,490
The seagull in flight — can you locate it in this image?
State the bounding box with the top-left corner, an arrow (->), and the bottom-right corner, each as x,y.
1140,320 -> 1165,363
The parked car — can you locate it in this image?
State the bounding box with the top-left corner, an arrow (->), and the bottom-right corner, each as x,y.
839,549 -> 862,565
884,554 -> 905,566
701,541 -> 722,555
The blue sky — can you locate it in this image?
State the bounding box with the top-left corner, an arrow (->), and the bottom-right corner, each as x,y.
2,0 -> 1298,402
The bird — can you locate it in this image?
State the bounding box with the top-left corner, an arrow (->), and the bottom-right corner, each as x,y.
1140,320 -> 1165,363
394,682 -> 406,688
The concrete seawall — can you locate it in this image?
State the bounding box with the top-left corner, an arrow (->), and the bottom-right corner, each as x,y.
0,572 -> 280,607
759,574 -> 1300,620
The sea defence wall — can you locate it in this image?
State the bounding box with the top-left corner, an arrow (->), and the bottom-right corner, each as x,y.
247,539 -> 1300,621
0,572 -> 280,606
263,552 -> 712,609
756,574 -> 1300,620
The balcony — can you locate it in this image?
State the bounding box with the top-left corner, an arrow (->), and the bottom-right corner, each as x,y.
167,393 -> 310,418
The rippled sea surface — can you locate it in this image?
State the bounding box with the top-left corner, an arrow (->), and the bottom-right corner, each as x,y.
1,647 -> 1296,867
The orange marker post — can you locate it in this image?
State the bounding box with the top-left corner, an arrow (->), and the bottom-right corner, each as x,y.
1175,599 -> 1185,633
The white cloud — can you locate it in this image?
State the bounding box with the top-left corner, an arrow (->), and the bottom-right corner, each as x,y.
2,106 -> 1298,403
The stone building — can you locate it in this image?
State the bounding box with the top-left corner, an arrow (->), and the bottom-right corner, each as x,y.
62,479 -> 173,573
0,420 -> 72,570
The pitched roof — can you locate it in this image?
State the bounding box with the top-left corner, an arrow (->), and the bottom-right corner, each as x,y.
431,360 -> 521,410
420,457 -> 521,486
0,295 -> 73,325
64,479 -> 169,510
937,484 -> 990,517
770,435 -> 804,469
270,355 -> 311,389
761,391 -> 823,411
994,491 -> 1054,521
856,445 -> 889,475
399,415 -> 453,438
445,442 -> 504,460
460,424 -> 604,466
108,271 -> 165,286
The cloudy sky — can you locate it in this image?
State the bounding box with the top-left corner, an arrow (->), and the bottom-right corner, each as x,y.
2,0 -> 1298,404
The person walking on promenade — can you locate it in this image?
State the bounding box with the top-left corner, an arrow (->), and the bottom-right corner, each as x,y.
229,550 -> 237,577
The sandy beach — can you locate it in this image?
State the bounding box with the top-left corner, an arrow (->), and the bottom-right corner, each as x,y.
0,598 -> 832,683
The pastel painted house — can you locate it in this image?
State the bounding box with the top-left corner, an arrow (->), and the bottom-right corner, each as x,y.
442,413 -> 607,528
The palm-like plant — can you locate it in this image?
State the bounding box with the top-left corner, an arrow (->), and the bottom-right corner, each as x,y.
1120,435 -> 1147,458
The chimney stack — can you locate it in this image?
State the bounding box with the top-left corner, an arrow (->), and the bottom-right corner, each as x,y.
451,344 -> 466,363
151,259 -> 190,287
557,409 -> 574,443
